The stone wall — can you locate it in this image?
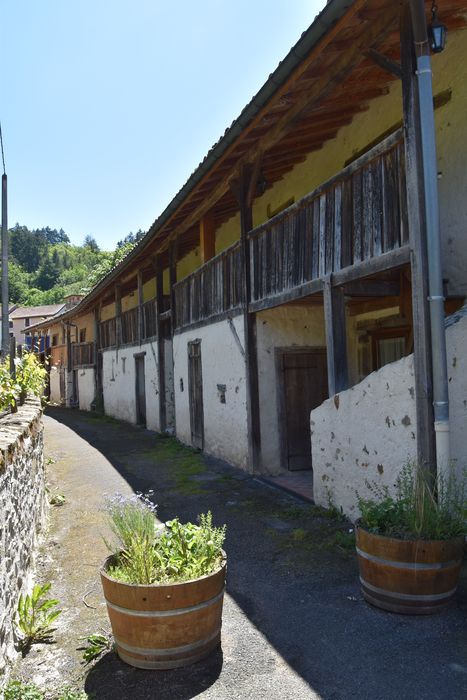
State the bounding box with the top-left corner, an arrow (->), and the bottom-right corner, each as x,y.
0,398 -> 46,671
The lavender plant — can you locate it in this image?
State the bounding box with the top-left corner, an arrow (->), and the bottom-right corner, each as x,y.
104,492 -> 226,585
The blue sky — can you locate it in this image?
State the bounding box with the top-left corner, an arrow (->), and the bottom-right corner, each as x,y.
2,1 -> 325,250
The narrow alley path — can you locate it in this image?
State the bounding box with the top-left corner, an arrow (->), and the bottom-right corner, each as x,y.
12,407 -> 467,700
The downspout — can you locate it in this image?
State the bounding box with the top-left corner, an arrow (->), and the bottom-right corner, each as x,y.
409,0 -> 450,474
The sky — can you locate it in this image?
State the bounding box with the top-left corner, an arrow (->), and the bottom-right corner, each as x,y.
2,1 -> 326,250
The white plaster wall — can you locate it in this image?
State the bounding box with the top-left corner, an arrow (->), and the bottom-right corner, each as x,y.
311,355 -> 417,520
173,316 -> 248,469
102,339 -> 160,430
445,306 -> 467,481
49,367 -> 61,405
256,305 -> 326,474
77,368 -> 95,412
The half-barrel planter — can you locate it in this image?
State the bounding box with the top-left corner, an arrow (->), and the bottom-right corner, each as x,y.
101,553 -> 226,669
356,526 -> 464,614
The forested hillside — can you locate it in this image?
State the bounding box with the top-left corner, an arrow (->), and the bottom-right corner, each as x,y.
4,224 -> 145,306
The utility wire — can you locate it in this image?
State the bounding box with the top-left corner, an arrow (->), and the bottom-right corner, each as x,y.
0,122 -> 6,174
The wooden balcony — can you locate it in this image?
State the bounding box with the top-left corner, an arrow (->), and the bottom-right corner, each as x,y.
249,130 -> 408,310
121,307 -> 139,345
142,299 -> 157,339
173,131 -> 409,332
71,342 -> 95,368
99,318 -> 116,349
174,241 -> 244,330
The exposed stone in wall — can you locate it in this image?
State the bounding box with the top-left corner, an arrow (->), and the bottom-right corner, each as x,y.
0,398 -> 46,671
311,355 -> 417,520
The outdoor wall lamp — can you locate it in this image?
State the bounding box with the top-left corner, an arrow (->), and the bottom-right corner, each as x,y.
429,2 -> 447,53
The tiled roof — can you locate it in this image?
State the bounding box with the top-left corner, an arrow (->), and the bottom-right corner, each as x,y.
10,304 -> 66,319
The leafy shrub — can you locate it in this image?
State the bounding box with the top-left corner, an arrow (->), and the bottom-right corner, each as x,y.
3,680 -> 44,700
0,351 -> 47,413
104,493 -> 226,584
357,461 -> 467,540
16,583 -> 61,650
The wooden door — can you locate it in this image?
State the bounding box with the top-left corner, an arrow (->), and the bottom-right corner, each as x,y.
188,340 -> 204,450
135,355 -> 147,426
279,349 -> 328,471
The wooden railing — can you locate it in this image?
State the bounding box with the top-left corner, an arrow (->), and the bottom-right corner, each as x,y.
143,299 -> 157,339
121,307 -> 139,344
249,131 -> 408,304
71,342 -> 95,368
99,318 -> 116,349
174,241 -> 244,330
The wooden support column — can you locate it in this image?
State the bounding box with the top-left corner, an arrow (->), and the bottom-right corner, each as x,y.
115,283 -> 122,347
169,239 -> 178,333
231,161 -> 262,472
323,276 -> 348,396
400,3 -> 435,469
66,327 -> 71,373
93,306 -> 103,409
200,213 -> 216,264
155,255 -> 166,432
137,270 -> 144,342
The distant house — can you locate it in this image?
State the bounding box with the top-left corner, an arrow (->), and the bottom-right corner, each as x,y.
26,0 -> 467,516
10,304 -> 65,348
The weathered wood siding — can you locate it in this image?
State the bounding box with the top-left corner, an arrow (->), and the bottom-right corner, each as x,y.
121,307 -> 139,345
142,299 -> 157,339
71,342 -> 95,368
99,318 -> 116,349
174,242 -> 244,330
249,132 -> 407,303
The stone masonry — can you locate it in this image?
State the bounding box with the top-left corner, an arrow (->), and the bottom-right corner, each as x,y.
0,398 -> 46,671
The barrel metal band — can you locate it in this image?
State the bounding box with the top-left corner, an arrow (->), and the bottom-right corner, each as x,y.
360,577 -> 457,601
356,547 -> 460,571
114,628 -> 220,657
105,587 -> 225,617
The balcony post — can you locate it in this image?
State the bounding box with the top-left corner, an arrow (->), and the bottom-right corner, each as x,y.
231,160 -> 262,472
115,283 -> 122,347
200,213 -> 216,263
400,3 -> 436,474
137,270 -> 144,343
323,276 -> 348,395
155,254 -> 166,432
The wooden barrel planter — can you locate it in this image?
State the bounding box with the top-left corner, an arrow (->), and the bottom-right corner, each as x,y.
356,526 -> 464,615
101,554 -> 226,669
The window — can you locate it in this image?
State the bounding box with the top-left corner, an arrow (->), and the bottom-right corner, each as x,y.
371,328 -> 410,371
52,334 -> 59,347
79,328 -> 86,343
9,320 -> 13,328
25,318 -> 30,326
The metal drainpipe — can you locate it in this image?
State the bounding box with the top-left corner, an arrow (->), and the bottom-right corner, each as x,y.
409,0 -> 450,474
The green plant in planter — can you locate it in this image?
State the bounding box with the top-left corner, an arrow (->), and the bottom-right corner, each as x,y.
104,492 -> 226,584
101,492 -> 227,669
357,461 -> 467,540
356,461 -> 467,614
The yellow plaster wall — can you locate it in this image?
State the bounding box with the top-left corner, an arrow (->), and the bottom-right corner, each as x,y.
143,278 -> 156,303
121,291 -> 138,312
100,302 -> 116,322
163,269 -> 170,296
177,248 -> 200,281
75,312 -> 95,343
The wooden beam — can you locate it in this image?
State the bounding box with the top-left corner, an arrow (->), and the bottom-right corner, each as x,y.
364,48 -> 402,79
155,255 -> 166,432
200,213 -> 216,264
115,284 -> 122,347
343,279 -> 400,297
137,270 -> 144,342
324,276 -> 348,396
400,3 -> 435,470
169,239 -> 178,334
332,246 -> 410,287
231,165 -> 261,472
